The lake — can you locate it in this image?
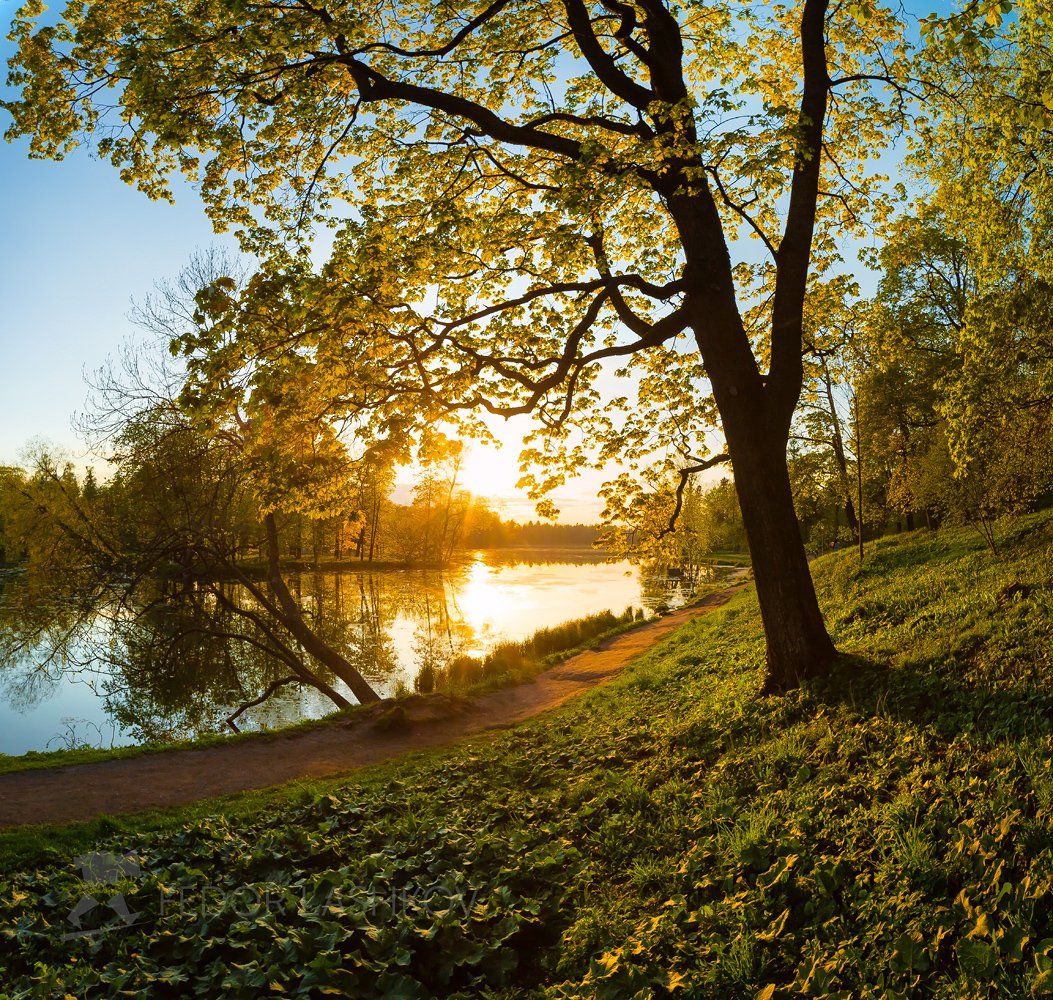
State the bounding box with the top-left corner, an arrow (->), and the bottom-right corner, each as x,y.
0,551 -> 720,756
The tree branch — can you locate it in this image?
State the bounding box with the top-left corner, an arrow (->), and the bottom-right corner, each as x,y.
659,453 -> 731,537
768,0 -> 831,426
562,0 -> 654,109
337,56 -> 583,160
226,675 -> 302,732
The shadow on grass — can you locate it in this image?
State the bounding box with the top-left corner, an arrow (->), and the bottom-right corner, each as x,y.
803,652 -> 1053,744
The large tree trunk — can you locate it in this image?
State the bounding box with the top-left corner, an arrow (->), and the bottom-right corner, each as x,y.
722,411 -> 838,692
682,279 -> 837,691
264,513 -> 381,704
667,0 -> 834,690
209,582 -> 354,712
690,276 -> 838,691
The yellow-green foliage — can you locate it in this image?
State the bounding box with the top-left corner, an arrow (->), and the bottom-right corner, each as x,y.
4,514 -> 1053,996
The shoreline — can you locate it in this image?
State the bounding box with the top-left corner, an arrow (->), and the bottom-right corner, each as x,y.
0,582 -> 748,828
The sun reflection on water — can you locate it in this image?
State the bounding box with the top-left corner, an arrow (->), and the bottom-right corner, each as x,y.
451,554 -> 541,657
0,552 -> 683,754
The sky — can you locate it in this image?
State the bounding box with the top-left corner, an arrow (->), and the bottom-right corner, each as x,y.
0,12 -> 237,466
0,2 -> 948,523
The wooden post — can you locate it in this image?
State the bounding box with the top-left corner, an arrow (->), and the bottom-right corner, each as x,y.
854,390 -> 864,565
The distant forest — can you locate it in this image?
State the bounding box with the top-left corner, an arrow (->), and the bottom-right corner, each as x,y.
463,516 -> 599,549
0,455 -> 601,573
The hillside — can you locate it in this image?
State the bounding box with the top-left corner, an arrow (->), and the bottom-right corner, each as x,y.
3,514 -> 1053,996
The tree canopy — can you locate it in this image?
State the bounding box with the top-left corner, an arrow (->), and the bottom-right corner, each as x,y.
4,0 -> 923,687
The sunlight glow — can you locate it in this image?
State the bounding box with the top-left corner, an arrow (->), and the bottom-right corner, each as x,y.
452,555 -> 539,657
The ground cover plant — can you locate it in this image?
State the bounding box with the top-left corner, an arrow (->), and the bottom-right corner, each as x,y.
2,513 -> 1053,996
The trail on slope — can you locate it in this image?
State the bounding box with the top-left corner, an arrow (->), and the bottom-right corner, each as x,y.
0,583 -> 745,829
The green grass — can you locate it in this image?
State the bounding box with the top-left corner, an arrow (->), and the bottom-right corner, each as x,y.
700,549 -> 752,567
3,514 -> 1053,996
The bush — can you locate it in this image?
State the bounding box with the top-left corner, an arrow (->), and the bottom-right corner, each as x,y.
413,663 -> 436,694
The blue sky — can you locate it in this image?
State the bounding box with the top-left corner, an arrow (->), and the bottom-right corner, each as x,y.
0,7 -> 244,470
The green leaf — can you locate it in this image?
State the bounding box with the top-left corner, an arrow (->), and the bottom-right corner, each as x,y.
957,938 -> 998,979
1033,969 -> 1053,996
891,932 -> 931,973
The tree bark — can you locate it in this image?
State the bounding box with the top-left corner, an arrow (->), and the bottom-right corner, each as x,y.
263,513 -> 381,703
209,580 -> 355,711
721,410 -> 838,692
672,250 -> 837,692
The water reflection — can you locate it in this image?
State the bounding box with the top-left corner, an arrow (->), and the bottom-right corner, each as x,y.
0,553 -> 732,755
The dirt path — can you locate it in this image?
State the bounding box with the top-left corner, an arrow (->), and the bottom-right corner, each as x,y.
0,583 -> 745,829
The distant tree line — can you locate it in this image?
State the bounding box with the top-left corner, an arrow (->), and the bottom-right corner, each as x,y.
461,513 -> 598,550
0,457 -> 600,573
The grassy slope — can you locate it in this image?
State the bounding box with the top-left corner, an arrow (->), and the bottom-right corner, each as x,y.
2,516 -> 1053,996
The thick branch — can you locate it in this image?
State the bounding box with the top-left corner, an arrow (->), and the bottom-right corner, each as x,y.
562,0 -> 654,109
338,57 -> 583,160
769,0 -> 831,426
660,453 -> 731,537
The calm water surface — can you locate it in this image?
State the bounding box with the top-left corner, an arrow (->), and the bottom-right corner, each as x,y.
0,551 -> 711,755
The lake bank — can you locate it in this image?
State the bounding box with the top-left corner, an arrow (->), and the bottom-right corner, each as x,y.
0,601 -> 653,776
0,552 -> 739,756
0,583 -> 747,827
